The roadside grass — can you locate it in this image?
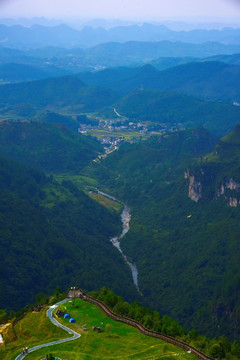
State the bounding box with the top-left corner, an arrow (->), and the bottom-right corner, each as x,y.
0,308 -> 67,360
9,298 -> 198,360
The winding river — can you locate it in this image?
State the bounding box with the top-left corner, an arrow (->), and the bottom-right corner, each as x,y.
97,190 -> 140,292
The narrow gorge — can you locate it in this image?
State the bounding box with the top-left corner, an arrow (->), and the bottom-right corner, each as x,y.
97,190 -> 140,292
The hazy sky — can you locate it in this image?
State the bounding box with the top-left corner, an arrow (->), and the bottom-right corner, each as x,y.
0,0 -> 240,20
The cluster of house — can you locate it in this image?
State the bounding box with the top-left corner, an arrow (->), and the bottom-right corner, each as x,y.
78,119 -> 148,134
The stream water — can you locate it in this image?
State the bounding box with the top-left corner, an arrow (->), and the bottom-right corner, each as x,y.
97,190 -> 140,292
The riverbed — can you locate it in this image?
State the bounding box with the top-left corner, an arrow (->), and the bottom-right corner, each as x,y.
97,190 -> 140,292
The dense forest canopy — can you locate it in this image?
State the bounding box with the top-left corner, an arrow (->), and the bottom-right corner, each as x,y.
85,126 -> 240,340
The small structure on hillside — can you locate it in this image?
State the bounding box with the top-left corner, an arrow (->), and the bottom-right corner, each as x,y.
64,314 -> 70,319
69,318 -> 76,323
67,287 -> 85,299
92,326 -> 103,333
33,305 -> 43,312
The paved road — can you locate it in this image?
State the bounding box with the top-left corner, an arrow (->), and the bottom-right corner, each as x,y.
15,298 -> 81,360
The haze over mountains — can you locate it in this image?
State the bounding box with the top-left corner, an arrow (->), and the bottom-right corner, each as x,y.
2,16 -> 240,351
1,22 -> 240,48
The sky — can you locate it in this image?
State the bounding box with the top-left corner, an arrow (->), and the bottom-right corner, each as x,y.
0,0 -> 240,21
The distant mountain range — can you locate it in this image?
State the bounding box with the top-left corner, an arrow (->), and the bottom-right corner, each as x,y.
0,62 -> 71,83
1,23 -> 240,49
0,75 -> 119,112
1,62 -> 240,136
1,42 -> 240,74
77,61 -> 240,103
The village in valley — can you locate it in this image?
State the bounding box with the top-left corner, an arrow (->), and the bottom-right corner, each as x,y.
78,112 -> 186,156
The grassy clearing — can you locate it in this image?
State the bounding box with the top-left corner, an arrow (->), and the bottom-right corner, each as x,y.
88,129 -> 150,141
54,174 -> 99,190
90,193 -> 123,213
2,298 -> 198,360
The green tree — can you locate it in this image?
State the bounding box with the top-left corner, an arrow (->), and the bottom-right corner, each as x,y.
210,343 -> 225,359
0,309 -> 7,324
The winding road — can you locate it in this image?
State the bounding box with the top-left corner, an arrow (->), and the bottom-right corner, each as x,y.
15,299 -> 81,360
14,295 -> 213,360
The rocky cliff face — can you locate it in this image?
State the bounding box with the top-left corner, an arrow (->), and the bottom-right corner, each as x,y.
184,170 -> 202,202
186,169 -> 240,207
217,178 -> 240,207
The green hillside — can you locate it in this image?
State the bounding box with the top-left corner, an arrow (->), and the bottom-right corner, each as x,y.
0,120 -> 102,173
0,296 -> 199,360
37,111 -> 80,131
150,56 -> 198,71
153,61 -> 240,102
0,153 -> 137,310
77,62 -> 240,103
76,65 -> 160,95
0,62 -> 71,83
100,90 -> 240,136
0,75 -> 119,111
200,54 -> 240,66
84,127 -> 240,340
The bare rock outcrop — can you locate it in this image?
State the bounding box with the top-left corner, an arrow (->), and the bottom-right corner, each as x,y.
185,170 -> 202,202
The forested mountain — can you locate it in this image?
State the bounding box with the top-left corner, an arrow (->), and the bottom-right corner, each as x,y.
200,53 -> 240,66
0,75 -> 120,111
77,62 -> 240,102
149,54 -> 240,71
101,90 -> 240,136
81,41 -> 240,66
0,152 -> 138,310
146,61 -> 240,102
0,121 -> 102,173
0,63 -> 71,83
1,18 -> 240,346
150,56 -> 197,71
85,126 -> 240,340
1,40 -> 240,70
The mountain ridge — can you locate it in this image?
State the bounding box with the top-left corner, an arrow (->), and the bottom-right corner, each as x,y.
1,23 -> 240,48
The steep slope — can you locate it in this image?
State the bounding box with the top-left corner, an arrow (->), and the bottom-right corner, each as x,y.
76,65 -> 160,94
150,56 -> 198,71
0,62 -> 71,83
77,62 -> 240,103
0,75 -> 119,111
201,53 -> 240,66
152,61 -> 240,102
186,124 -> 240,210
0,153 -> 137,310
0,120 -> 102,173
0,75 -> 86,107
85,127 -> 240,340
